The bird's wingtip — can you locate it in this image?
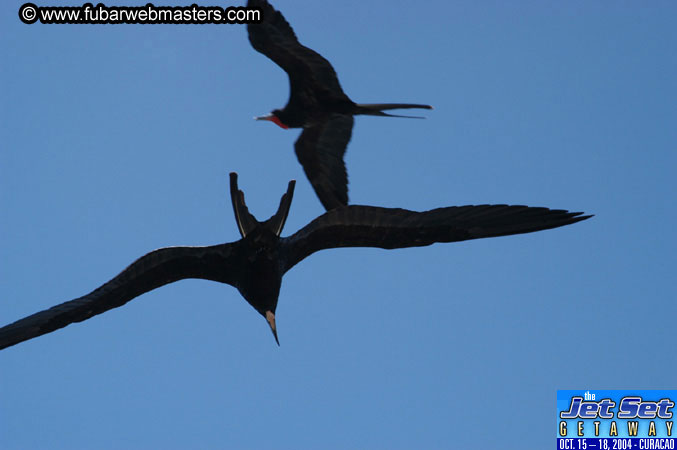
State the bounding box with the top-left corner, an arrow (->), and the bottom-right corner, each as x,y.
564,212 -> 594,226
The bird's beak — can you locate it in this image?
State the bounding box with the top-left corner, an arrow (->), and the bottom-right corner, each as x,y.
265,310 -> 280,346
254,114 -> 289,129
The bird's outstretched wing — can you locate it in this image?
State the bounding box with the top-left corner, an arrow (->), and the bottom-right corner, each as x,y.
247,0 -> 350,110
294,113 -> 354,210
281,204 -> 591,272
0,244 -> 239,350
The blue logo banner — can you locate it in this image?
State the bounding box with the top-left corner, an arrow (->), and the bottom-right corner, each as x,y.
557,390 -> 676,449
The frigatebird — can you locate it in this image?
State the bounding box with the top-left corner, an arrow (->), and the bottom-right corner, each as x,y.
247,0 -> 432,210
0,173 -> 590,350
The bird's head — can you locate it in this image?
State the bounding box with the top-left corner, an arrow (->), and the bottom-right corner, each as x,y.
246,302 -> 280,346
238,274 -> 282,347
239,280 -> 281,346
254,110 -> 289,129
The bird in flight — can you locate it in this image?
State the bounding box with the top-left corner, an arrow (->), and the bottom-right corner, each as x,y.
247,0 -> 432,210
0,173 -> 590,350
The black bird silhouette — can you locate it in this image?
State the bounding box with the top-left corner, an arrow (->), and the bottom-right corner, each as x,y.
247,0 -> 432,210
0,173 -> 590,350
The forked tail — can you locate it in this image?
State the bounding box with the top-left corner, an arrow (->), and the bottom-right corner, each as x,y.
229,172 -> 296,238
356,103 -> 433,119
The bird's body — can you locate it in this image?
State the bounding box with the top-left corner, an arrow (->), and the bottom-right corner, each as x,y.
0,173 -> 591,350
247,0 -> 432,210
232,229 -> 284,318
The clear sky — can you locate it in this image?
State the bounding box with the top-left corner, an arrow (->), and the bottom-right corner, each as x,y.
1,1 -> 675,449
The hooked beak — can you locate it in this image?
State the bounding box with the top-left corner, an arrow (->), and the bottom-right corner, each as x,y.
254,114 -> 289,129
265,310 -> 280,346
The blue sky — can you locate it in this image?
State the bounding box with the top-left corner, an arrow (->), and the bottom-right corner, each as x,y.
1,1 -> 675,448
